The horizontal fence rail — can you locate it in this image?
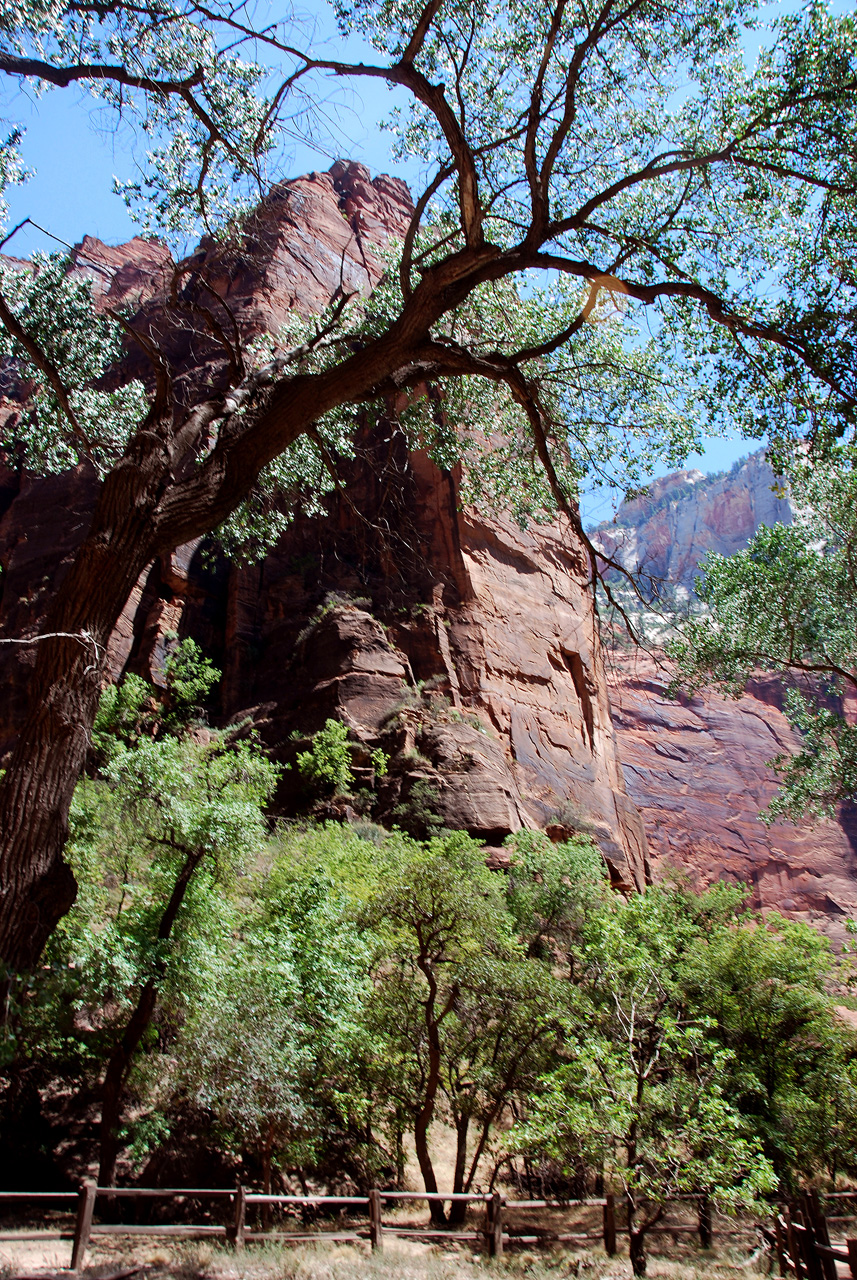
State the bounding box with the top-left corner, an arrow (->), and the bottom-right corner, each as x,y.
0,1185 -> 621,1269
2,1183 -> 856,1272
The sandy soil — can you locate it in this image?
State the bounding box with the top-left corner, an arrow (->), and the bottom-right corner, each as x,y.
0,1229 -> 772,1280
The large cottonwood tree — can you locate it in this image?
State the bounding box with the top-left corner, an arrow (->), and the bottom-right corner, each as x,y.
2,0 -> 857,973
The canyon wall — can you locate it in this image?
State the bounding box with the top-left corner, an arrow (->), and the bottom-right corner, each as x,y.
0,162 -> 647,889
591,452 -> 794,597
594,461 -> 857,943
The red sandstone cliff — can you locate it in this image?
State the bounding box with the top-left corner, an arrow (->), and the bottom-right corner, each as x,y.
0,162 -> 647,888
596,462 -> 857,942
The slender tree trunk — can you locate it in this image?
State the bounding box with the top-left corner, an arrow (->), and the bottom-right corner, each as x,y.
261,1127 -> 273,1230
698,1195 -> 712,1250
629,1223 -> 648,1277
98,846 -> 204,1185
626,1187 -> 649,1278
99,977 -> 159,1187
414,1096 -> 445,1225
448,1115 -> 470,1227
414,965 -> 449,1226
627,1121 -> 647,1278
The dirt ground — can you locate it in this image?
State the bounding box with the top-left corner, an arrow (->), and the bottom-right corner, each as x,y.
0,1231 -> 773,1280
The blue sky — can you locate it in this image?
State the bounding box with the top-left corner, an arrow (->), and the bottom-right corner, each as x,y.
2,1 -> 810,520
2,6 -> 413,258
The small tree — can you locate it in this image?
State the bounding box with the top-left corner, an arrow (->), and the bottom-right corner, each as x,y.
516,885 -> 776,1275
176,850 -> 375,1194
24,646 -> 281,1185
685,912 -> 857,1188
360,830 -> 550,1222
294,719 -> 355,796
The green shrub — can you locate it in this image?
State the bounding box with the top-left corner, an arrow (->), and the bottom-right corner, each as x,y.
295,719 -> 354,794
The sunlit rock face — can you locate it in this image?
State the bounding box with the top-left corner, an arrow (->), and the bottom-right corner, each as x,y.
596,460 -> 857,943
0,161 -> 648,889
591,452 -> 794,599
609,651 -> 857,945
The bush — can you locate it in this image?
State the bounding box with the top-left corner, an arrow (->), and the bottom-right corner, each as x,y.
295,720 -> 354,794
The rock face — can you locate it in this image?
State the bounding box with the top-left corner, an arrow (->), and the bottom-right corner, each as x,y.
610,652 -> 857,944
591,452 -> 794,596
0,162 -> 647,889
598,459 -> 857,942
152,431 -> 647,882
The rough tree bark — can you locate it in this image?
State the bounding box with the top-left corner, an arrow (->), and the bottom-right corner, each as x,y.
0,451 -> 165,976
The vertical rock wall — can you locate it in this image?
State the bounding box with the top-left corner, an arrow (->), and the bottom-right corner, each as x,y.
0,162 -> 648,888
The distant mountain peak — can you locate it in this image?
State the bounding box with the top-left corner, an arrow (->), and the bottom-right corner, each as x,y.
590,449 -> 793,596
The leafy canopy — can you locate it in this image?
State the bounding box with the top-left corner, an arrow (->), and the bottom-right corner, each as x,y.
3,0 -> 857,542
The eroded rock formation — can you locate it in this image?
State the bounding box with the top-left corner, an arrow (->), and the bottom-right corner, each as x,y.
0,161 -> 647,888
596,459 -> 857,942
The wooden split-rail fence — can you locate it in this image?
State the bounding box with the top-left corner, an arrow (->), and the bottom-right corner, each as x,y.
2,1184 -> 857,1274
764,1191 -> 857,1279
0,1186 -> 618,1270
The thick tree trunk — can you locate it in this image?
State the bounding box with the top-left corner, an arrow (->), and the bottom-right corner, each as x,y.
0,458 -> 159,975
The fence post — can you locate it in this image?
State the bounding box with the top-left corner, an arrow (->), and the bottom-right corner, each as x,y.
602,1193 -> 616,1256
804,1191 -> 836,1280
847,1240 -> 857,1280
786,1211 -> 805,1280
793,1221 -> 824,1280
486,1192 -> 504,1258
773,1215 -> 788,1277
70,1180 -> 97,1271
698,1195 -> 713,1249
368,1189 -> 383,1252
232,1185 -> 247,1251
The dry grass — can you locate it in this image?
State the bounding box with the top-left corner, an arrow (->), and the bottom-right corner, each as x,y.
4,1233 -> 772,1280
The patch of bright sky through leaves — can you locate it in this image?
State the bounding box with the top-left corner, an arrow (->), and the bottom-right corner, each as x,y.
0,0 -> 844,522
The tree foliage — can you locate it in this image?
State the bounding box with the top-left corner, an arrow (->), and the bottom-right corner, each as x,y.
294,718 -> 356,795
512,880 -> 857,1274
5,799 -> 857,1220
0,642 -> 280,1183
